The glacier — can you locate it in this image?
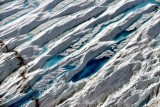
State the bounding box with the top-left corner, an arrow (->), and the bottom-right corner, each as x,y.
0,0 -> 160,107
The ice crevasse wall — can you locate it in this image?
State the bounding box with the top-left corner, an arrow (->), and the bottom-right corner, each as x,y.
0,0 -> 160,107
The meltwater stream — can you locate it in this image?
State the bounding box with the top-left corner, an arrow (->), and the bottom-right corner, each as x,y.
43,55 -> 64,69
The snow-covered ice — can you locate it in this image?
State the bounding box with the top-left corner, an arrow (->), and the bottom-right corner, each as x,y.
0,0 -> 160,107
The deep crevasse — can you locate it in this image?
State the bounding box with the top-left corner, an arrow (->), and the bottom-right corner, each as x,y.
0,0 -> 160,107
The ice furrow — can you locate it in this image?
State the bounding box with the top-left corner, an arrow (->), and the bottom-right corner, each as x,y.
0,0 -> 160,107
